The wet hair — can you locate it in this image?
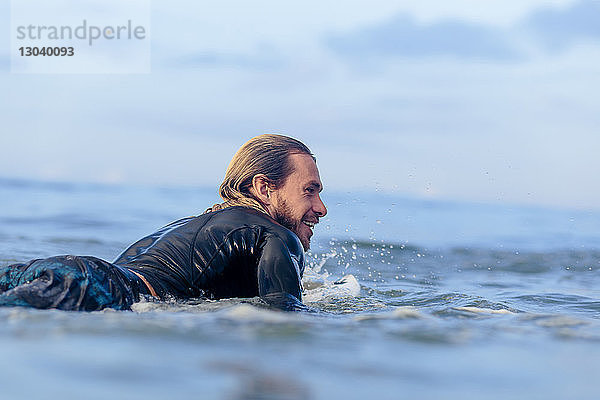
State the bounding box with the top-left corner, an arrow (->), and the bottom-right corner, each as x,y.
206,134 -> 315,214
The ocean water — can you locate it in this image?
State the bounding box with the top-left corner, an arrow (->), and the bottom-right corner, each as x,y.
1,177 -> 599,399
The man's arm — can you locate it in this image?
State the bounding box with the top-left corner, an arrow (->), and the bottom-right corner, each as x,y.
256,235 -> 315,312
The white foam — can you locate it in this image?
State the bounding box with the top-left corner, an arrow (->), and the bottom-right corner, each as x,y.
534,315 -> 588,327
130,295 -> 182,313
453,306 -> 514,315
130,300 -> 164,313
354,306 -> 423,321
220,303 -> 297,323
303,274 -> 361,303
309,251 -> 337,273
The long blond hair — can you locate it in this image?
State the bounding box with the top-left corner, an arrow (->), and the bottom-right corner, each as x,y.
205,134 -> 315,214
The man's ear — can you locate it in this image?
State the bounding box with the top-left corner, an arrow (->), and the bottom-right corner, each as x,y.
250,174 -> 272,206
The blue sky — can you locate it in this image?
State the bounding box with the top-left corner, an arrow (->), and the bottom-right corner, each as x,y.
1,0 -> 599,210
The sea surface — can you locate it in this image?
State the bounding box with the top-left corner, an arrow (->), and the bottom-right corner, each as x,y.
1,177 -> 599,399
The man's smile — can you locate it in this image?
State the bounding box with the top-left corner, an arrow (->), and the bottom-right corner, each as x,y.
302,219 -> 317,229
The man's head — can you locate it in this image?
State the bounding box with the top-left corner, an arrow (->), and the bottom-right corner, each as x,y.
219,134 -> 327,250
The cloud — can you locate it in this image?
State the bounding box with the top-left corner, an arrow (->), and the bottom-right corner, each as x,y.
168,44 -> 286,70
325,0 -> 600,64
523,0 -> 600,50
325,14 -> 521,63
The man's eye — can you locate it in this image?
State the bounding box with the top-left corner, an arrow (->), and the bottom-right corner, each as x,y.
305,187 -> 315,194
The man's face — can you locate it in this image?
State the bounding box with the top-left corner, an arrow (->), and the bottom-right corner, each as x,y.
270,153 -> 327,250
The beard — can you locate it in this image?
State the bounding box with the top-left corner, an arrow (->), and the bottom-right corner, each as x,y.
273,198 -> 310,251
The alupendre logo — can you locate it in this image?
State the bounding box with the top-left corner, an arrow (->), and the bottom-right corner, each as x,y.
15,19 -> 147,46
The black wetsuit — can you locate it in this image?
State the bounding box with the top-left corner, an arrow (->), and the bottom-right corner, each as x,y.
0,207 -> 306,311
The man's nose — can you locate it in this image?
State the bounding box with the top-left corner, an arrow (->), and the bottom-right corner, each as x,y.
313,194 -> 327,217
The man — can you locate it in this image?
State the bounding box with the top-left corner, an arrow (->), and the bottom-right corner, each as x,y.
0,134 -> 327,311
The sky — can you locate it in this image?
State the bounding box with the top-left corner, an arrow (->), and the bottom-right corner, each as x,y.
1,0 -> 599,210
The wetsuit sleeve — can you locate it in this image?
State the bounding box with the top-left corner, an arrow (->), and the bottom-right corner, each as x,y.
257,235 -> 312,312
